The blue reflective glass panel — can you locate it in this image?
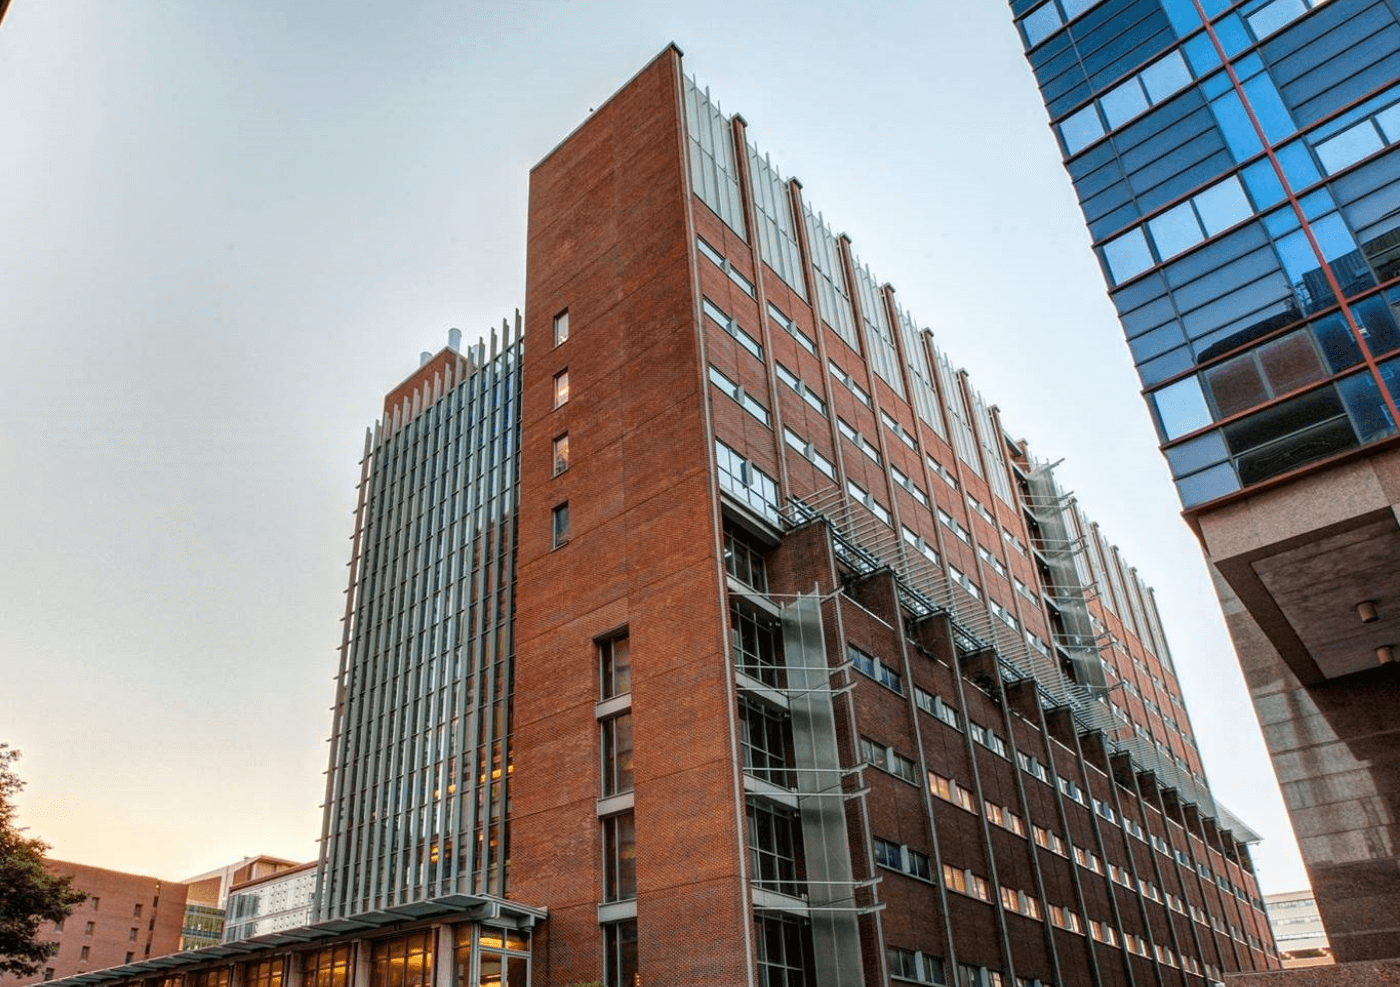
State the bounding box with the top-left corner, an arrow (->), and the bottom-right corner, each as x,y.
1315,121 -> 1384,175
1162,0 -> 1203,35
1352,293 -> 1400,357
1166,429 -> 1230,476
1176,461 -> 1240,505
1377,104 -> 1400,144
1381,356 -> 1400,405
1103,227 -> 1155,284
1310,313 -> 1363,372
1102,79 -> 1150,129
1195,176 -> 1253,235
1184,33 -> 1221,75
1141,51 -> 1193,103
1263,205 -> 1299,237
1242,159 -> 1284,208
1312,213 -> 1359,262
1275,228 -> 1320,282
1212,93 -> 1263,162
1244,0 -> 1306,40
1336,371 -> 1397,443
1023,3 -> 1063,46
1215,15 -> 1250,57
1298,188 -> 1335,221
1062,104 -> 1106,155
1150,202 -> 1205,259
1154,376 -> 1214,439
1275,141 -> 1320,189
1241,74 -> 1296,144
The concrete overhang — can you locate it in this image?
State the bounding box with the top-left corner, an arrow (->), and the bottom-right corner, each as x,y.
1194,448 -> 1400,685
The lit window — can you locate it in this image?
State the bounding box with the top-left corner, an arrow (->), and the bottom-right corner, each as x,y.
551,502 -> 569,548
553,369 -> 570,408
553,434 -> 569,475
553,309 -> 569,346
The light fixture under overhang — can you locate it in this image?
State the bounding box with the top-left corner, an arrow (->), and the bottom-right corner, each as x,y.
1379,645 -> 1395,665
1358,600 -> 1379,623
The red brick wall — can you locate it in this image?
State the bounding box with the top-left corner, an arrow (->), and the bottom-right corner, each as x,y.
512,45 -> 750,986
1,861 -> 188,986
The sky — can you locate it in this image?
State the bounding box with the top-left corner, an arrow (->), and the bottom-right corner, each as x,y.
0,1 -> 1308,893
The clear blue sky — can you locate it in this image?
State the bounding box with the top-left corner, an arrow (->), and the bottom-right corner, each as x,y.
0,1 -> 1307,892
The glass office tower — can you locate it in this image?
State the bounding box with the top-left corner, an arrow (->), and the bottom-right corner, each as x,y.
1013,0 -> 1399,507
1012,0 -> 1400,964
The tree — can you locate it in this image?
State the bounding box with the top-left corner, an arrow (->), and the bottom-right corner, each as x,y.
0,745 -> 87,979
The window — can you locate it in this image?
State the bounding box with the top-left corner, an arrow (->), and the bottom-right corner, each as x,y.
128,927 -> 137,941
875,839 -> 930,880
124,954 -> 134,965
304,947 -> 352,987
553,309 -> 569,346
1032,826 -> 1067,856
740,697 -> 795,788
90,898 -> 99,911
929,772 -> 976,812
80,947 -> 90,962
192,970 -> 231,987
724,526 -> 768,591
552,433 -> 569,475
860,737 -> 916,783
601,713 -> 633,797
846,480 -> 890,524
697,236 -> 755,297
1049,905 -> 1084,934
768,303 -> 815,354
733,602 -> 784,687
889,949 -> 945,985
715,440 -> 781,523
1073,845 -> 1103,874
882,411 -> 918,450
244,959 -> 284,987
603,811 -> 637,901
775,363 -> 827,415
755,914 -> 814,987
603,920 -> 637,987
915,688 -> 961,730
937,508 -> 970,543
848,645 -> 900,693
132,904 -> 142,918
551,502 -> 569,548
985,801 -> 1026,837
943,865 -> 991,901
370,931 -> 432,987
552,369 -> 569,408
52,919 -> 63,932
84,921 -> 94,935
600,634 -> 631,699
784,428 -> 835,479
1001,886 -> 1042,920
1090,920 -> 1118,945
703,297 -> 763,361
710,365 -> 770,425
829,360 -> 871,406
837,418 -> 880,463
43,971 -> 54,982
747,798 -> 805,897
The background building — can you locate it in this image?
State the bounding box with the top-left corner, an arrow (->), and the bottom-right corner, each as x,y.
1263,890 -> 1332,968
1008,0 -> 1400,964
180,855 -> 303,949
221,862 -> 318,942
0,862 -> 187,986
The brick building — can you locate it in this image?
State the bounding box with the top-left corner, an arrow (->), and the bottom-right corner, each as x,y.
44,44 -> 1281,987
1,861 -> 187,986
1007,0 -> 1400,963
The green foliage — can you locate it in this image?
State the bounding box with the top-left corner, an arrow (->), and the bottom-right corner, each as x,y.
0,745 -> 87,979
